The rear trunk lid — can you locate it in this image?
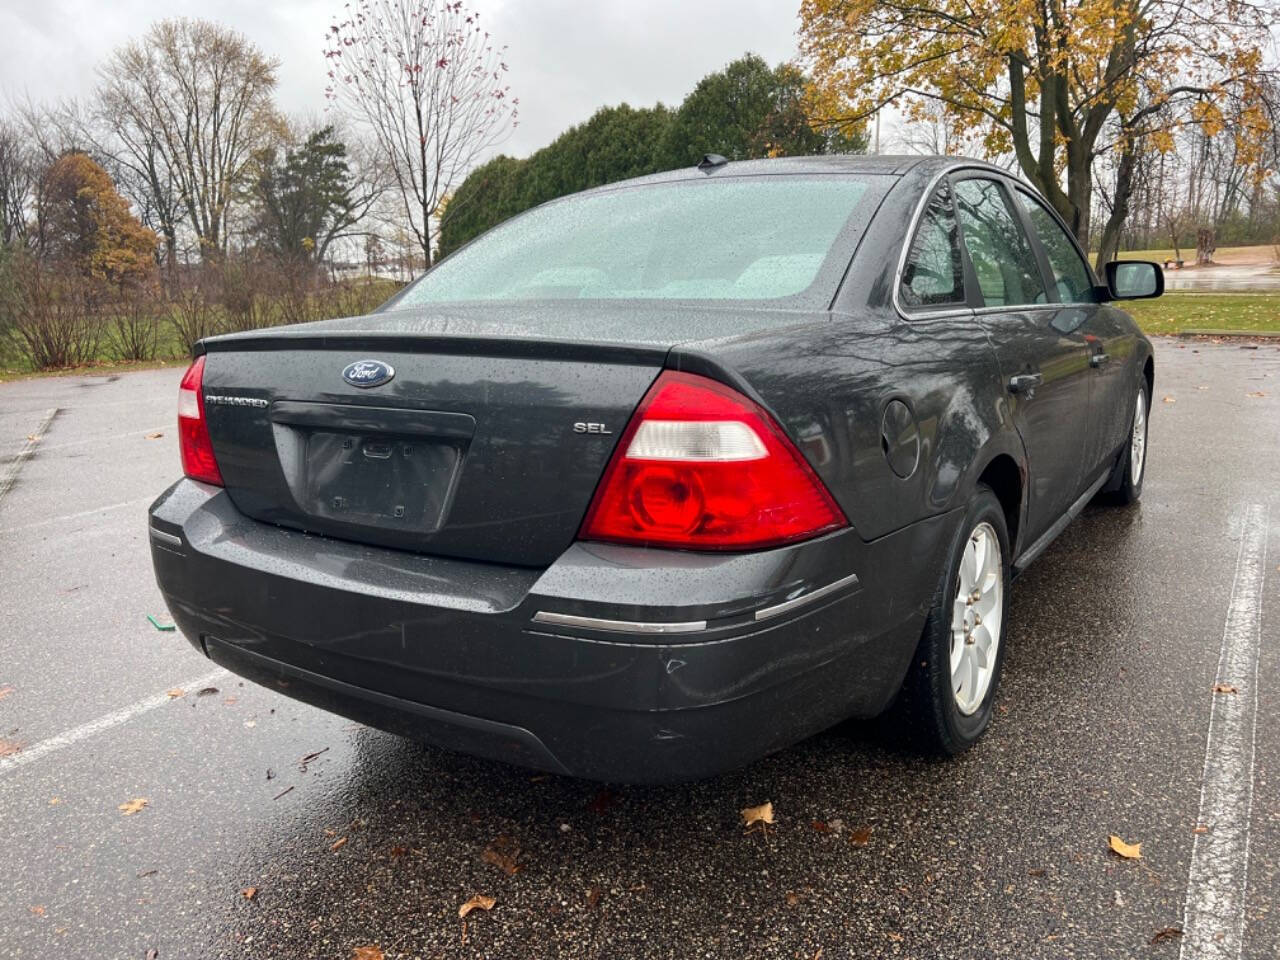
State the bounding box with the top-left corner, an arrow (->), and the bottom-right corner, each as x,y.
199,309 -> 679,567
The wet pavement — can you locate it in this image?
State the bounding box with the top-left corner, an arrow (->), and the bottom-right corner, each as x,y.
1163,263 -> 1280,292
1,340 -> 1278,960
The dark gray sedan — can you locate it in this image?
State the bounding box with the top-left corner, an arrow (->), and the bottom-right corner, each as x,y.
149,155 -> 1160,781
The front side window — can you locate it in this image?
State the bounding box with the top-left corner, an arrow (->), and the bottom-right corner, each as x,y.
899,182 -> 965,310
1015,190 -> 1095,304
394,176 -> 881,310
953,178 -> 1048,308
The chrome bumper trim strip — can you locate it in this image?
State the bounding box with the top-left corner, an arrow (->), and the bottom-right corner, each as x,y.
753,572 -> 861,622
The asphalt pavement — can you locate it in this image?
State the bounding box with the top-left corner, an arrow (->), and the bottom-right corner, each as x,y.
1,340 -> 1278,960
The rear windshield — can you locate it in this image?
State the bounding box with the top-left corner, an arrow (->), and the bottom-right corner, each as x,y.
394,175 -> 883,308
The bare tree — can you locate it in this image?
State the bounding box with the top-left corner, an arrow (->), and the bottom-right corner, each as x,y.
0,118 -> 34,244
324,0 -> 517,268
96,19 -> 279,263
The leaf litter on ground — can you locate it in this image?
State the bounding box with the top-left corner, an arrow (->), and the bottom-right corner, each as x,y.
459,894 -> 496,918
1108,835 -> 1141,859
741,801 -> 774,832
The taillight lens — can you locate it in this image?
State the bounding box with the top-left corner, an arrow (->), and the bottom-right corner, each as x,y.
579,371 -> 846,550
178,355 -> 223,486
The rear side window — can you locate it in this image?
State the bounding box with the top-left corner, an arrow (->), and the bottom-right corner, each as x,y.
899,182 -> 965,310
953,178 -> 1048,308
1015,190 -> 1095,303
396,175 -> 882,308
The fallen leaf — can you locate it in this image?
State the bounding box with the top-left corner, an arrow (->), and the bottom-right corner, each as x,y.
390,845 -> 408,858
785,891 -> 801,906
196,687 -> 219,697
146,432 -> 164,439
1246,391 -> 1267,398
585,885 -> 602,909
0,684 -> 15,700
119,798 -> 149,816
481,837 -> 521,876
0,739 -> 22,758
458,894 -> 496,918
1028,868 -> 1046,877
1108,835 -> 1141,859
241,886 -> 257,900
330,836 -> 348,852
1150,926 -> 1183,944
741,801 -> 775,830
811,820 -> 830,833
166,688 -> 184,699
29,905 -> 45,916
351,948 -> 383,960
1162,395 -> 1176,403
849,826 -> 873,847
1213,683 -> 1239,695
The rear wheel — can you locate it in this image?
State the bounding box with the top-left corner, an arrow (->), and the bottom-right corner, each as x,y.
897,485 -> 1011,754
1108,385 -> 1148,504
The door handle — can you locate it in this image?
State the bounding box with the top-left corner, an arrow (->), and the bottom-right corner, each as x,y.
1008,372 -> 1044,394
1090,352 -> 1110,367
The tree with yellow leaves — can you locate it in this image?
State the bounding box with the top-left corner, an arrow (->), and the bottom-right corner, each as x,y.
799,0 -> 1280,265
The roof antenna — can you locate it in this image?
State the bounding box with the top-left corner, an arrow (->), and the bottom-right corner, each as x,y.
696,153 -> 728,173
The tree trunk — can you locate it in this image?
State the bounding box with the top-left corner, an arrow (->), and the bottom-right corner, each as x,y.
1196,228 -> 1216,266
1094,138 -> 1137,270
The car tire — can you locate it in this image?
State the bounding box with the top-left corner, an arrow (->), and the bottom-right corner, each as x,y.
1103,383 -> 1148,505
896,484 -> 1011,755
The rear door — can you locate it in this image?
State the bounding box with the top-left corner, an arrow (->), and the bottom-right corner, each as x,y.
1011,187 -> 1134,473
951,174 -> 1093,543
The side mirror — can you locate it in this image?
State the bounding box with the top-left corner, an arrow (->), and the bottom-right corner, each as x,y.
1104,260 -> 1164,300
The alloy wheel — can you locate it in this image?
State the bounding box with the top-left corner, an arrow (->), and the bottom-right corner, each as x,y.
949,521 -> 1003,715
1130,389 -> 1147,485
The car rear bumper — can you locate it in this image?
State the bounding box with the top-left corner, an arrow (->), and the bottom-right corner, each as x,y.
149,479 -> 956,782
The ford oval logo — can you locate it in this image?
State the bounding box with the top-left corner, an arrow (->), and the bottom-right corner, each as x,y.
342,359 -> 395,389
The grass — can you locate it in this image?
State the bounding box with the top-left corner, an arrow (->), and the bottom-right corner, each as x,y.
1125,291 -> 1280,335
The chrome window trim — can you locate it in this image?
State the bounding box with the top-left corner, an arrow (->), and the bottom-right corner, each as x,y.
892,166 -> 969,321
753,572 -> 861,622
531,610 -> 707,635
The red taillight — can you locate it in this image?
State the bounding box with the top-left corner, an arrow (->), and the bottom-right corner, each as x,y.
178,355 -> 223,486
579,371 -> 846,550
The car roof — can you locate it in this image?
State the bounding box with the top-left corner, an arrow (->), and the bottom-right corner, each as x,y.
582,154 -> 1011,192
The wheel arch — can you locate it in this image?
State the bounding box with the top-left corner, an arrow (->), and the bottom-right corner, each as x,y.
974,452 -> 1024,556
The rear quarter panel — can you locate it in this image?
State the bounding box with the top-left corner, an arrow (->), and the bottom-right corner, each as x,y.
676,311 -> 1023,546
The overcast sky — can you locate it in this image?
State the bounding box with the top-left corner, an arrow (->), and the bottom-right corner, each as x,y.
0,0 -> 804,158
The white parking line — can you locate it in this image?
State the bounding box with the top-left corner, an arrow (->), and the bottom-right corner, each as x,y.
0,407 -> 58,503
1179,502 -> 1269,959
0,667 -> 229,777
0,496 -> 153,536
35,424 -> 170,453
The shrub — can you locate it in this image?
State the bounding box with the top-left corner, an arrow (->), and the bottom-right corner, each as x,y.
5,254 -> 104,369
108,287 -> 162,361
168,269 -> 223,353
